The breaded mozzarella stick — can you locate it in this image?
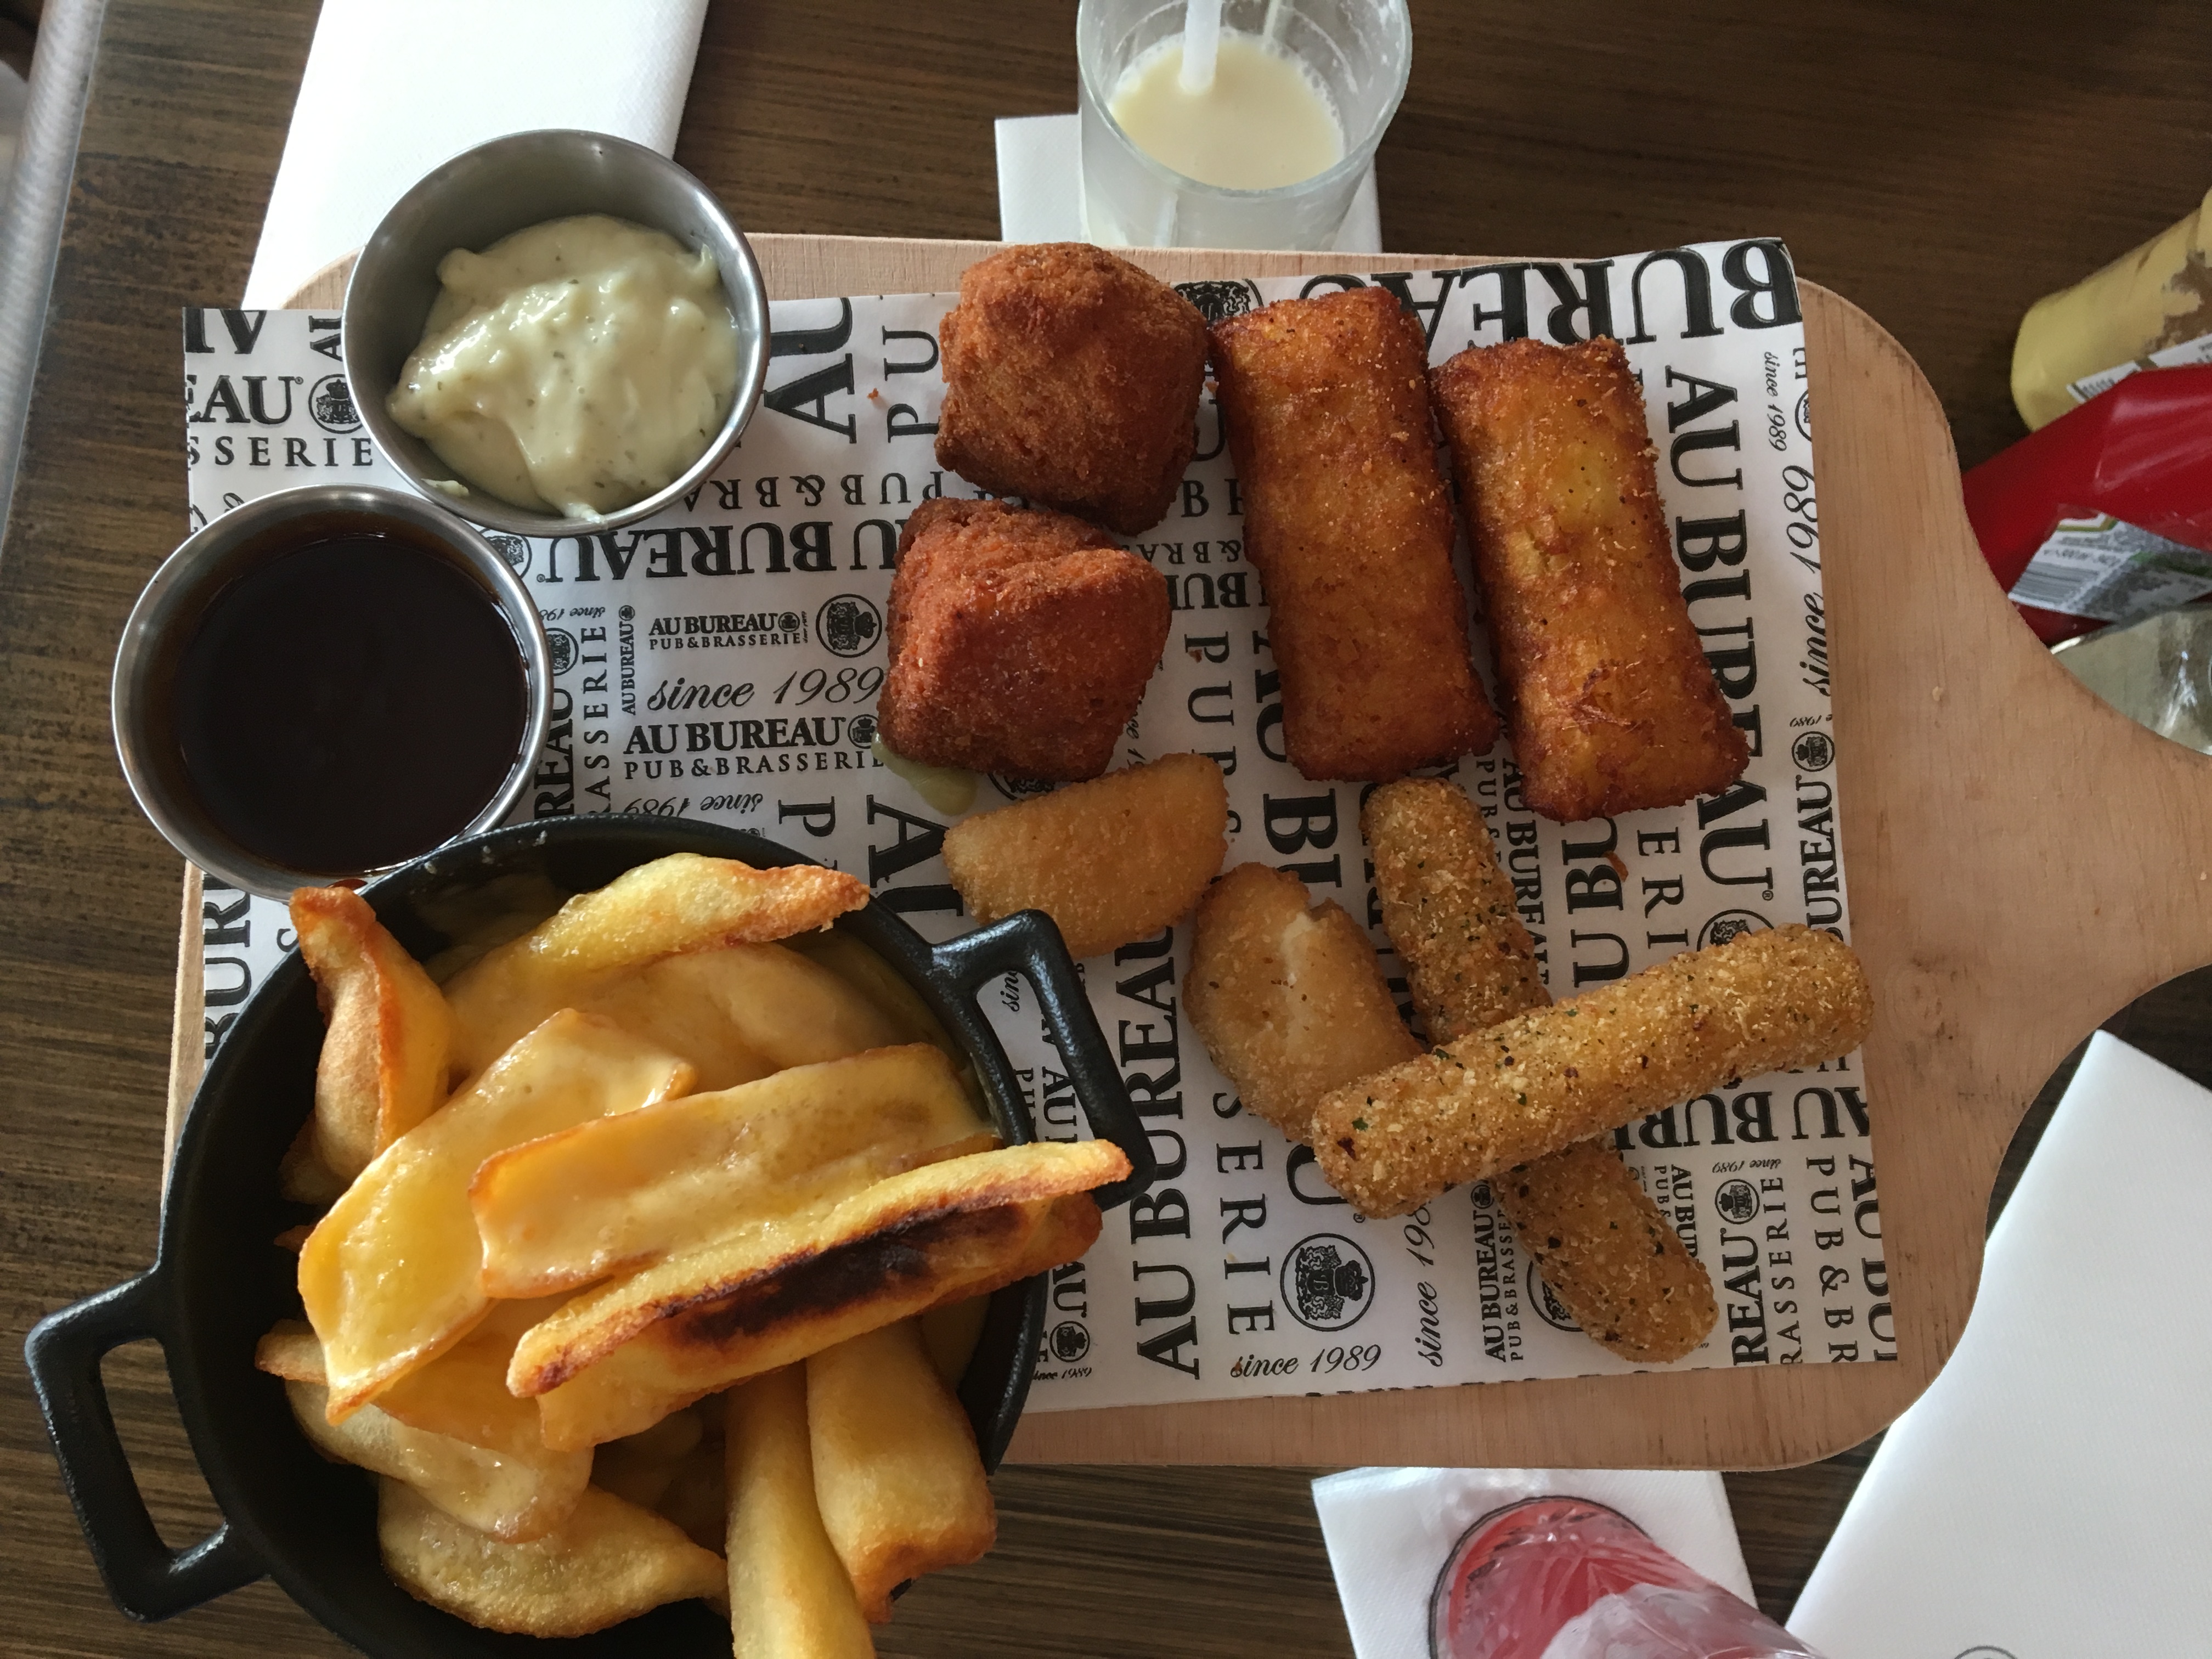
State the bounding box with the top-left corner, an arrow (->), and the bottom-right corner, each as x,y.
1364,778 -> 1716,1362
1311,924 -> 1873,1218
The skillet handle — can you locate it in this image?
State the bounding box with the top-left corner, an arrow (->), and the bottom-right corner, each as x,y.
24,1272 -> 263,1621
931,910 -> 1158,1210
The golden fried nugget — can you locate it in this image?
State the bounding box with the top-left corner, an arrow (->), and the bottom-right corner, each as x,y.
1312,925 -> 1874,1217
1209,287 -> 1499,781
936,242 -> 1208,534
1187,863 -> 1420,1141
1363,778 -> 1715,1361
878,498 -> 1170,781
1494,1139 -> 1717,1364
1430,337 -> 1750,822
941,753 -> 1227,960
1362,780 -> 1546,1042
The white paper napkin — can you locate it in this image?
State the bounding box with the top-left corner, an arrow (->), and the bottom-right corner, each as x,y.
1312,1466 -> 1755,1659
1790,1032 -> 2212,1656
241,0 -> 708,308
995,112 -> 1383,252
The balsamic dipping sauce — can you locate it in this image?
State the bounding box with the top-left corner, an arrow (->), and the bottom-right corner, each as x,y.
170,533 -> 528,874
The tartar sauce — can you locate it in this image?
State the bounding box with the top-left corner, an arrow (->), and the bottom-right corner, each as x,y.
388,215 -> 741,519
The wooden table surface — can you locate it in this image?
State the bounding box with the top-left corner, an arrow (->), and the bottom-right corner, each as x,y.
4,2 -> 2209,1652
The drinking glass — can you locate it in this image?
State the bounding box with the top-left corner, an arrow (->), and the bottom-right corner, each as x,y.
1076,0 -> 1410,250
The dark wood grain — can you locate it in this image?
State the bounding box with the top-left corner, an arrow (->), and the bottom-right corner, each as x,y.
4,0 -> 2210,1650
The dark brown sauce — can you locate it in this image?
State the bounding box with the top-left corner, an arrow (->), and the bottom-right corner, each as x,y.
172,533 -> 527,873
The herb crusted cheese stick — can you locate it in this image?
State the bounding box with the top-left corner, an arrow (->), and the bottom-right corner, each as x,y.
1362,778 -> 1548,1041
1311,924 -> 1873,1218
1363,778 -> 1716,1362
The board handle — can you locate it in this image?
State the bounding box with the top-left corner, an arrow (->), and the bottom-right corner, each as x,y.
930,911 -> 1158,1210
24,1272 -> 263,1620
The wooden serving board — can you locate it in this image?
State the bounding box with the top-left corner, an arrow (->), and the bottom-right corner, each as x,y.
167,236 -> 2212,1471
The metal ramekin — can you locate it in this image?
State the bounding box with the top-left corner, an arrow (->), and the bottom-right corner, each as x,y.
343,128 -> 772,538
112,484 -> 553,899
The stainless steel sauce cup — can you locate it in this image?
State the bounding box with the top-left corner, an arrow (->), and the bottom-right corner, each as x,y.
112,483 -> 552,898
343,128 -> 772,538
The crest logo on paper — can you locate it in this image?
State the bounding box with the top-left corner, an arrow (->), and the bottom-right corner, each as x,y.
1048,1321 -> 1090,1363
1527,1263 -> 1580,1333
308,373 -> 360,433
1714,1179 -> 1759,1226
1173,279 -> 1263,324
545,629 -> 578,675
1790,729 -> 1834,772
816,595 -> 882,658
483,532 -> 531,577
1697,909 -> 1770,950
1282,1234 -> 1374,1333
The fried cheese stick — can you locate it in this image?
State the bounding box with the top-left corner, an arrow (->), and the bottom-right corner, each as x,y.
1187,862 -> 1420,1141
1311,924 -> 1873,1218
1210,287 -> 1499,782
1429,338 -> 1748,823
1363,778 -> 1716,1362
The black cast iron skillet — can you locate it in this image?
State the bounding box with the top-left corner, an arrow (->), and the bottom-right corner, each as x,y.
25,816 -> 1154,1650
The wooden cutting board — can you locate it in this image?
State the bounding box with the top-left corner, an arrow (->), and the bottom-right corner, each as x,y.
166,236 -> 2212,1471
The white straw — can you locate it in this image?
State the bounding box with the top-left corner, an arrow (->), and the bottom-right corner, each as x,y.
1179,0 -> 1222,94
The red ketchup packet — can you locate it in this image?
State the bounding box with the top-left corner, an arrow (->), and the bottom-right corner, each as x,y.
1962,363 -> 2212,645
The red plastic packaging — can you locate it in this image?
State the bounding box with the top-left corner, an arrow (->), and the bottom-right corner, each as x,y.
1430,1498 -> 1819,1659
1961,363 -> 2212,645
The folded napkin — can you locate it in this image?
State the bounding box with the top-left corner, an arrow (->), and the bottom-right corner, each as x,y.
241,0 -> 708,308
995,112 -> 1382,252
1790,1032 -> 2212,1655
1312,1466 -> 1755,1659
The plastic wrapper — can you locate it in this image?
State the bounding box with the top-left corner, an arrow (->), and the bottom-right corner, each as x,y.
1430,1498 -> 1818,1659
1963,363 -> 2212,644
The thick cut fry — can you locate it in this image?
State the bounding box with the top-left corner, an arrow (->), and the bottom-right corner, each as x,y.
283,1379 -> 589,1543
257,1299 -> 567,1449
1312,926 -> 1875,1216
809,1320 -> 995,1621
1209,287 -> 1499,781
786,929 -> 964,1057
924,1192 -> 1101,1310
443,853 -> 870,1071
591,1407 -> 706,1511
530,1190 -> 1093,1451
299,1011 -> 695,1420
725,1370 -> 875,1659
1495,1139 -> 1718,1363
561,944 -> 906,1092
472,1044 -> 996,1296
1362,779 -> 1548,1042
514,1139 -> 1128,1400
1187,864 -> 1420,1141
918,1296 -> 991,1387
1430,337 -> 1750,822
378,1477 -> 724,1637
285,885 -> 459,1195
1363,777 -> 1714,1362
941,754 -> 1229,960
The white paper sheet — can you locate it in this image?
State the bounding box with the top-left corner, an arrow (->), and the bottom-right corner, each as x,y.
1313,1466 -> 1754,1659
1788,1032 -> 2212,1657
241,0 -> 707,309
184,238 -> 1883,1412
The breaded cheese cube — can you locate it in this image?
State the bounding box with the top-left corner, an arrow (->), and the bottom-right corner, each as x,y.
878,499 -> 1170,782
935,243 -> 1208,535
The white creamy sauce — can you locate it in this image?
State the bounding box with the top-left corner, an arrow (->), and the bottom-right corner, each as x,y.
388,214 -> 741,519
1108,30 -> 1344,190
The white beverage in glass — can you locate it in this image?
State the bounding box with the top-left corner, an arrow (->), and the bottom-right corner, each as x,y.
1107,32 -> 1344,191
1076,0 -> 1409,251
